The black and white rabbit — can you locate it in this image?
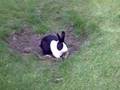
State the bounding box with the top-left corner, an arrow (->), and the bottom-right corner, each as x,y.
40,31 -> 68,58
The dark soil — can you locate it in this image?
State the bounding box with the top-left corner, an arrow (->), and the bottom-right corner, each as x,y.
8,25 -> 88,60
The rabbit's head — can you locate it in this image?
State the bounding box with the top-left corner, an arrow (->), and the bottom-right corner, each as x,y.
50,31 -> 68,58
56,31 -> 66,50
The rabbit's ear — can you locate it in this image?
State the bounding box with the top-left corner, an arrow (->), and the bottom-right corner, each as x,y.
61,31 -> 65,42
57,33 -> 61,41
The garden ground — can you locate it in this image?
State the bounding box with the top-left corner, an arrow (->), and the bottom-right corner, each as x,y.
0,0 -> 120,90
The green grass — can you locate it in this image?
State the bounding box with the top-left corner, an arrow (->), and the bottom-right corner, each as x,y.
0,0 -> 120,90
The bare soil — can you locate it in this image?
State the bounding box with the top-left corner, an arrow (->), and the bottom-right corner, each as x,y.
8,25 -> 88,60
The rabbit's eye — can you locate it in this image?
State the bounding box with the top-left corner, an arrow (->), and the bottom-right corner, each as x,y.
57,42 -> 63,50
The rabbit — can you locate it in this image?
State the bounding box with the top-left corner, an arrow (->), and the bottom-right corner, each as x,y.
40,31 -> 68,58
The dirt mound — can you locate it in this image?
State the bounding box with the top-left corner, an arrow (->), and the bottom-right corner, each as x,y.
8,25 -> 87,60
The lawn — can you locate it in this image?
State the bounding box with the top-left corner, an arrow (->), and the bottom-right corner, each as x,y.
0,0 -> 120,90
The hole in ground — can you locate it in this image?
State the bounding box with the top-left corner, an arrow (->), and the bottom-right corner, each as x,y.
7,25 -> 88,61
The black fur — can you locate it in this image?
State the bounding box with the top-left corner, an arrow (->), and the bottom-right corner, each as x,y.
40,31 -> 66,55
40,35 -> 58,55
57,42 -> 63,50
57,31 -> 65,42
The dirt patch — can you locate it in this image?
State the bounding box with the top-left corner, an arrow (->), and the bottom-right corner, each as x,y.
8,25 -> 88,60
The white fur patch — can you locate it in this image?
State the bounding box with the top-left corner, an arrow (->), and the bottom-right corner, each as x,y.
50,40 -> 68,58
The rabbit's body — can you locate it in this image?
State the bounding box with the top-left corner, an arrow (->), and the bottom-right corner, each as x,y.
40,31 -> 68,58
40,35 -> 58,55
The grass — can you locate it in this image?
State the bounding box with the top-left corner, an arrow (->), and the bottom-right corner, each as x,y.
0,0 -> 120,90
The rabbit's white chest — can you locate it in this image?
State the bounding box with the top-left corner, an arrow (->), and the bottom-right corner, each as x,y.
50,40 -> 68,58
